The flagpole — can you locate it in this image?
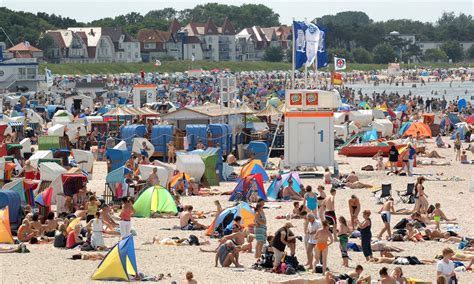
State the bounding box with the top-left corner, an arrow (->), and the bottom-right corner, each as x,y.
291,18 -> 295,89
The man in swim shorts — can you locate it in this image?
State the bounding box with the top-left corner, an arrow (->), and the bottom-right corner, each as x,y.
377,197 -> 395,240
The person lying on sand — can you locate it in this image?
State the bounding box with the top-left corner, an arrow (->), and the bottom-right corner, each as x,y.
70,253 -> 105,260
324,265 -> 371,284
344,172 -> 373,189
418,148 -> 445,158
369,256 -> 435,265
370,241 -> 403,252
179,205 -> 207,231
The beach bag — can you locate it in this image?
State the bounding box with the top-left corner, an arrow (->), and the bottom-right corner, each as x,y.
392,234 -> 404,242
427,205 -> 435,214
260,252 -> 274,269
285,265 -> 296,275
361,165 -> 374,171
80,243 -> 94,251
408,195 -> 416,204
314,265 -> 323,273
283,255 -> 299,269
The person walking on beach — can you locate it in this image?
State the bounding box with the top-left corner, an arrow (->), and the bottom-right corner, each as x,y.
358,210 -> 373,261
119,197 -> 135,239
377,197 -> 395,240
414,177 -> 429,213
305,213 -> 321,270
454,133 -> 462,161
254,202 -> 267,259
388,145 -> 399,172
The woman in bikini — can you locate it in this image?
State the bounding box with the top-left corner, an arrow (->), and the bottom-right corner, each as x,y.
316,185 -> 326,221
18,219 -> 38,243
414,177 -> 428,213
314,220 -> 333,274
348,195 -> 360,230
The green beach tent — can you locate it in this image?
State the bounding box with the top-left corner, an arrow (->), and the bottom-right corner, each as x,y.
201,154 -> 219,186
133,186 -> 177,217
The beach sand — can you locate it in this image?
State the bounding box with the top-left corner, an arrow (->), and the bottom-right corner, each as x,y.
1,139 -> 474,283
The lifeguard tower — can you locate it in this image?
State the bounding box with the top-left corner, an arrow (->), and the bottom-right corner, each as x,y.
283,89 -> 342,170
132,84 -> 157,107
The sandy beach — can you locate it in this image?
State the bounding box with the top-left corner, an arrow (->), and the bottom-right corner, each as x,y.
1,138 -> 473,283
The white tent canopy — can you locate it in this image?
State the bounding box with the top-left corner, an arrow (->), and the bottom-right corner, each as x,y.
132,138 -> 154,157
39,162 -> 67,181
138,165 -> 169,187
176,154 -> 205,181
28,150 -> 53,169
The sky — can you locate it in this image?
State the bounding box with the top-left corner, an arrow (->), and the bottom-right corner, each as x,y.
2,0 -> 473,24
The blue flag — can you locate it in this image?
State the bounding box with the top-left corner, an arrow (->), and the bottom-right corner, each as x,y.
293,21 -> 307,70
316,27 -> 328,69
293,21 -> 328,70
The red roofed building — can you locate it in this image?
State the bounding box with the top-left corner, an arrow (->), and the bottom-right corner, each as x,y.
7,42 -> 43,59
44,30 -> 89,63
180,17 -> 236,61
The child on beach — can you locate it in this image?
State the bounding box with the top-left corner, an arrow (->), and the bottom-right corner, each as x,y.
167,141 -> 176,163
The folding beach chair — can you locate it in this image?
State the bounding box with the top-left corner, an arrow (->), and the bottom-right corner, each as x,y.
397,183 -> 415,204
376,184 -> 392,204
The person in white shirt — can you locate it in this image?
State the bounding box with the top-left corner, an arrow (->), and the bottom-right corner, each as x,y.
305,213 -> 321,271
437,247 -> 457,284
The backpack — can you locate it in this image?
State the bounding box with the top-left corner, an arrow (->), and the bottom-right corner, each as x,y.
260,252 -> 274,269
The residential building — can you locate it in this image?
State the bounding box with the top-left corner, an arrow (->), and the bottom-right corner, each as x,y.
236,25 -> 291,61
7,42 -> 43,60
45,29 -> 89,63
180,18 -> 236,61
0,58 -> 42,91
137,29 -> 170,62
102,27 -> 141,63
67,27 -> 141,63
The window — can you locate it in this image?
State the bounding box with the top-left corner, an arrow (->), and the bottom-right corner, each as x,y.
18,67 -> 36,80
192,44 -> 195,49
135,52 -> 139,58
144,43 -> 156,50
127,52 -> 131,58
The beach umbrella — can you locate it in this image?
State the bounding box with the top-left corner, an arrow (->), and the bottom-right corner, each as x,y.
35,187 -> 53,207
277,103 -> 288,113
239,104 -> 256,128
255,104 -> 280,117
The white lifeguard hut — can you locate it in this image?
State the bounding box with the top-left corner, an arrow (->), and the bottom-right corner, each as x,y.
283,89 -> 342,170
132,84 -> 157,107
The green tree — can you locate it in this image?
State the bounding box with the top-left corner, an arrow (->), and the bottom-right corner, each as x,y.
423,48 -> 448,62
466,45 -> 474,60
372,43 -> 396,64
328,48 -> 352,62
441,41 -> 463,62
351,47 -> 372,63
263,46 -> 284,62
37,34 -> 55,60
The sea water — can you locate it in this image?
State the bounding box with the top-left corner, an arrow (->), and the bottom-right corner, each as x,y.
346,81 -> 474,101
